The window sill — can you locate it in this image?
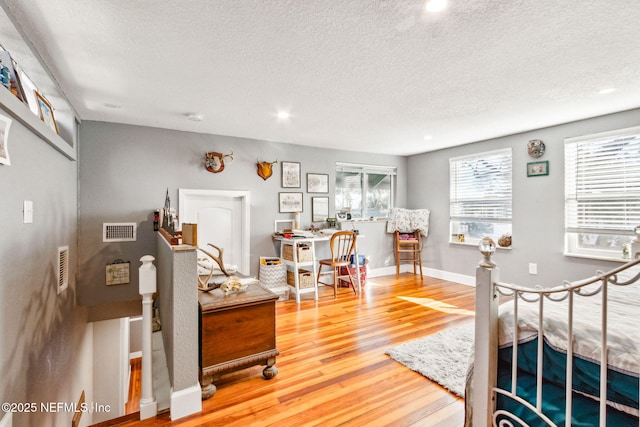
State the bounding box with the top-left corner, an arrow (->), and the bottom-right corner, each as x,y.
563,252 -> 630,263
449,241 -> 512,250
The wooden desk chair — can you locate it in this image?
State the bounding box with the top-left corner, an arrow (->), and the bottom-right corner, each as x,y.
316,231 -> 358,298
394,230 -> 423,279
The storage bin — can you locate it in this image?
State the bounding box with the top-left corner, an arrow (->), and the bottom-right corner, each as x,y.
287,269 -> 315,289
339,265 -> 367,288
259,257 -> 287,288
282,243 -> 313,262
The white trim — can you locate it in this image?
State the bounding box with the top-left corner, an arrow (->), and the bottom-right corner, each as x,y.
170,383 -> 202,420
178,189 -> 251,275
449,146 -> 511,162
564,124 -> 640,144
367,265 -> 475,287
422,267 -> 476,287
129,350 -> 143,359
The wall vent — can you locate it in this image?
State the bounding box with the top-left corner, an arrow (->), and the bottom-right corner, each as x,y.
103,223 -> 137,242
57,246 -> 69,294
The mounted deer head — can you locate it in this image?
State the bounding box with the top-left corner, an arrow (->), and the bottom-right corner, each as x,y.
257,160 -> 277,180
204,150 -> 234,173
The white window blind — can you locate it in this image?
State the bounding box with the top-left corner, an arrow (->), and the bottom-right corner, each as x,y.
449,148 -> 512,243
564,126 -> 640,258
450,149 -> 512,220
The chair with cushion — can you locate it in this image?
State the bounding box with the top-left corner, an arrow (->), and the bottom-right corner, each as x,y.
316,231 -> 358,298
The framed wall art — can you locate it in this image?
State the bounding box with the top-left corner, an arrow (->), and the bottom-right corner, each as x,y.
0,114 -> 11,165
312,197 -> 329,222
279,192 -> 303,213
35,91 -> 59,134
527,160 -> 549,177
281,161 -> 301,188
307,173 -> 329,193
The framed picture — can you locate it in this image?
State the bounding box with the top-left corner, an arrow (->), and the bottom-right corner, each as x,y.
279,192 -> 303,213
35,91 -> 59,134
312,197 -> 329,222
527,160 -> 549,177
17,68 -> 39,115
307,173 -> 329,193
0,114 -> 12,165
281,161 -> 301,188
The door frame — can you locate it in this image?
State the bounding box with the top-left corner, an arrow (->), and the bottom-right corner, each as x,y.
178,189 -> 251,274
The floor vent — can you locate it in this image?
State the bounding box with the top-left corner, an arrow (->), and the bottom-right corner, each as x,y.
58,246 -> 69,294
103,223 -> 137,242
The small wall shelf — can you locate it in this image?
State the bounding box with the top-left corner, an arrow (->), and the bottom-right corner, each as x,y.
0,87 -> 76,160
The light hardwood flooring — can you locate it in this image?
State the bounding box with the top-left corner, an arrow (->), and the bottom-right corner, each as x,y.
105,273 -> 475,426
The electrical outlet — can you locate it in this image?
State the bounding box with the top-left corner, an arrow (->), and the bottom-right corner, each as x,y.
529,263 -> 538,275
23,200 -> 33,223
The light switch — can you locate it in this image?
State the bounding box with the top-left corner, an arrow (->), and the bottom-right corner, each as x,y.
23,200 -> 33,223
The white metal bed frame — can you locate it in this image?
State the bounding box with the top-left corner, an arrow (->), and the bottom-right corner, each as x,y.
472,231 -> 640,427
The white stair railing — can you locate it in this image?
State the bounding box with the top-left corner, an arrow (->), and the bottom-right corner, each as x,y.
139,255 -> 158,420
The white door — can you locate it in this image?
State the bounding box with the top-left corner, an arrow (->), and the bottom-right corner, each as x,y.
178,189 -> 250,274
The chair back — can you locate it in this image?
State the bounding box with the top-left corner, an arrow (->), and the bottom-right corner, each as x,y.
329,231 -> 357,264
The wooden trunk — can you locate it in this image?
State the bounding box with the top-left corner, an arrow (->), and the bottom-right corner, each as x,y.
198,284 -> 279,399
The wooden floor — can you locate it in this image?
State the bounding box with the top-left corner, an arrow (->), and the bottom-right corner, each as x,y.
109,273 -> 475,427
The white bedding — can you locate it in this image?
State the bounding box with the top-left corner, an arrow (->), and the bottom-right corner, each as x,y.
498,264 -> 640,376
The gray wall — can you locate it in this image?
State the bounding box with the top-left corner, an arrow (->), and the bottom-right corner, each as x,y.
0,106 -> 91,426
78,121 -> 408,307
156,236 -> 199,391
407,108 -> 640,287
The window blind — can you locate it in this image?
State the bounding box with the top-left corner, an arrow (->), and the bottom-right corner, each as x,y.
450,148 -> 512,221
565,126 -> 640,234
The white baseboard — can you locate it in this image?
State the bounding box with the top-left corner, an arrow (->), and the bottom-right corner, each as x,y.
422,267 -> 475,287
170,383 -> 202,420
367,265 -> 475,287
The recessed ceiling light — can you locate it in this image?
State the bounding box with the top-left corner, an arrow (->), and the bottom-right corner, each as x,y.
276,111 -> 290,120
598,87 -> 616,95
185,112 -> 204,121
424,135 -> 433,141
425,0 -> 448,13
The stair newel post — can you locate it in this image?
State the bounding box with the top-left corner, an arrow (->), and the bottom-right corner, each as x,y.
139,255 -> 158,420
632,225 -> 640,259
472,238 -> 500,427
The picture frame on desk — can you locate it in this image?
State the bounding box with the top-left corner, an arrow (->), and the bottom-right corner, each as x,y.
279,192 -> 303,213
312,197 -> 329,222
35,91 -> 59,134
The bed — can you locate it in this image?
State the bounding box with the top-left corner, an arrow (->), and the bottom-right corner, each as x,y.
468,236 -> 640,427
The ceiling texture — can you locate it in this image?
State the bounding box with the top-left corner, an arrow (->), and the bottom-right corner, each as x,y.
2,0 -> 640,156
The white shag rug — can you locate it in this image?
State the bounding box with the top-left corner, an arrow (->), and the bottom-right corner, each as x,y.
385,322 -> 474,397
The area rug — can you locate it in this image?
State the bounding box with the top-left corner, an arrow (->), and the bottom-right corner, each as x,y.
385,322 -> 474,397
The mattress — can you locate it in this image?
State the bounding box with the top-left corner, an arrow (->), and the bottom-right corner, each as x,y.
494,265 -> 640,424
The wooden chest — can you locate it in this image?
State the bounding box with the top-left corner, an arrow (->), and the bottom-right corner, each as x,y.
198,284 -> 279,398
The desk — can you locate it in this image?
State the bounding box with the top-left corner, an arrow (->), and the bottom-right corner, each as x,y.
198,284 -> 279,399
274,233 -> 364,302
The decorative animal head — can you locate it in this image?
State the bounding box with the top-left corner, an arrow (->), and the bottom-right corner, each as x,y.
256,160 -> 277,180
204,150 -> 234,173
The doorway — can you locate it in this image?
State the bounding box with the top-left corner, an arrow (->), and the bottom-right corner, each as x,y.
178,189 -> 251,275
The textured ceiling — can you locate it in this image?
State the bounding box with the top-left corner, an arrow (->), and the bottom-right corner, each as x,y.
2,0 -> 640,155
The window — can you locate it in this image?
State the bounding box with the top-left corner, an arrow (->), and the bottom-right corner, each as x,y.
335,162 -> 396,219
564,126 -> 640,260
449,148 -> 512,245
